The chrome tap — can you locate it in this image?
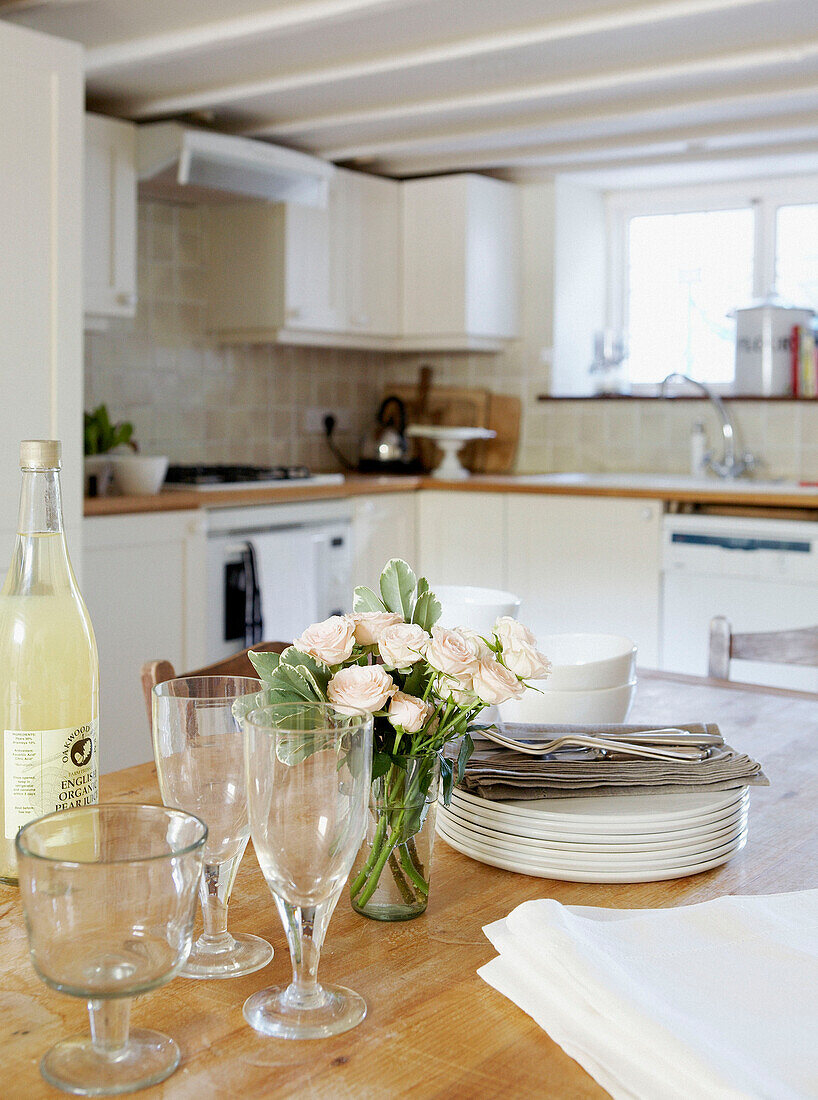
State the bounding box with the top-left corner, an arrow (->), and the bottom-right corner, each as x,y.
659,373 -> 757,479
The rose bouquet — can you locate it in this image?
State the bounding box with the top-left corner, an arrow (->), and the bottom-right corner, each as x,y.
249,559 -> 549,920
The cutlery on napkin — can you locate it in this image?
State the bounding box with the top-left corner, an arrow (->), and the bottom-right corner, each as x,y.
448,722 -> 768,800
479,890 -> 818,1100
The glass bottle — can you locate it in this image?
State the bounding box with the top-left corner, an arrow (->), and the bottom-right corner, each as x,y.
0,441 -> 99,883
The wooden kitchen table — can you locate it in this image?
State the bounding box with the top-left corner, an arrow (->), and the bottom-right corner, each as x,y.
2,671 -> 816,1100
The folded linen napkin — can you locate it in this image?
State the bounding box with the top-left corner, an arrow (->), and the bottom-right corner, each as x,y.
449,723 -> 768,800
479,890 -> 818,1100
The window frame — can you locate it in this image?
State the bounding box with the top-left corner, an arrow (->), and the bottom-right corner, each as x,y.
605,173 -> 818,394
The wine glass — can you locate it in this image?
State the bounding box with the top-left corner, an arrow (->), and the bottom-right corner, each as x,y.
16,802 -> 206,1096
152,676 -> 274,979
242,702 -> 373,1039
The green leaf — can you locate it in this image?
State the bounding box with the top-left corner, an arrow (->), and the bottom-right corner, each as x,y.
440,757 -> 455,805
279,648 -> 331,694
249,649 -> 281,681
412,590 -> 442,631
456,733 -> 474,786
379,559 -> 416,618
401,663 -> 429,698
353,585 -> 386,613
415,576 -> 430,601
272,663 -> 324,703
371,750 -> 393,781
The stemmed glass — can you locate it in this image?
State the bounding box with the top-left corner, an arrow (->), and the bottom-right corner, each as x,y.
152,675 -> 274,979
242,702 -> 373,1039
16,803 -> 206,1096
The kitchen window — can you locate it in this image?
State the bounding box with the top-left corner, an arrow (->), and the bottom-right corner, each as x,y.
607,176 -> 818,392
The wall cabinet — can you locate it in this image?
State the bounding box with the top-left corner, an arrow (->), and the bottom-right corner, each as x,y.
506,495 -> 662,665
207,167 -> 400,347
0,24 -> 83,561
401,174 -> 521,350
352,492 -> 417,592
84,113 -> 137,322
82,512 -> 206,773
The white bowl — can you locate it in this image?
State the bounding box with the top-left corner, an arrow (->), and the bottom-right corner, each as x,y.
434,585 -> 521,634
499,679 -> 637,725
110,455 -> 169,495
536,633 -> 637,691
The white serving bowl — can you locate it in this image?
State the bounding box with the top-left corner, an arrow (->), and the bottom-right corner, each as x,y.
499,679 -> 637,725
434,585 -> 521,634
536,633 -> 637,691
110,454 -> 169,495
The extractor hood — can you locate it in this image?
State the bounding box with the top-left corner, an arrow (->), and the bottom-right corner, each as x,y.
136,123 -> 335,207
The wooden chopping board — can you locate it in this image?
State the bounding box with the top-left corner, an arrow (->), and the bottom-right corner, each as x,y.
384,385 -> 520,473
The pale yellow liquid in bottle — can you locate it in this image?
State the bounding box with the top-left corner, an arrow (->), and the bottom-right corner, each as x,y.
0,532 -> 99,882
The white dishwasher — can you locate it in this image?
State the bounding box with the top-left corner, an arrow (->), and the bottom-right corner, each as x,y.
661,512 -> 818,691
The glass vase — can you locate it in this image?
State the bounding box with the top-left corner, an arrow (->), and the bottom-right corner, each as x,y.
349,753 -> 440,922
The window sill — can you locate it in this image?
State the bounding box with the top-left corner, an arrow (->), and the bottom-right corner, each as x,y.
536,393 -> 818,402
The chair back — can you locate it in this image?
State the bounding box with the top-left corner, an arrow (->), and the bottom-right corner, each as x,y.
141,641 -> 288,732
708,616 -> 818,680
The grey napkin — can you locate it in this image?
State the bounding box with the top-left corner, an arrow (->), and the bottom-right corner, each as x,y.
448,722 -> 769,801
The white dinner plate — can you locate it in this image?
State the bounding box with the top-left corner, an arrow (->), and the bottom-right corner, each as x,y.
439,801 -> 747,856
436,818 -> 748,883
451,786 -> 747,831
436,812 -> 747,869
447,789 -> 748,844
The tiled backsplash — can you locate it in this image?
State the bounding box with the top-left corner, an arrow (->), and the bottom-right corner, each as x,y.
85,200 -> 818,480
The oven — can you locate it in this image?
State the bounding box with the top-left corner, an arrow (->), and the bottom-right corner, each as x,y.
205,499 -> 353,661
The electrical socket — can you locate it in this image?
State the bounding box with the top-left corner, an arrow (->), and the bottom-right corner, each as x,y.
303,407 -> 352,434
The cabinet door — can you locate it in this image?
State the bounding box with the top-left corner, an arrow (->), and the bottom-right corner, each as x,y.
0,24 -> 83,560
506,495 -> 662,664
283,186 -> 341,332
353,493 -> 418,591
343,171 -> 400,336
83,513 -> 206,772
84,114 -> 137,319
417,491 -> 506,588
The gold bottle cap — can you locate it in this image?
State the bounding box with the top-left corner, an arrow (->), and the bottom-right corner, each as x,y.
20,440 -> 62,469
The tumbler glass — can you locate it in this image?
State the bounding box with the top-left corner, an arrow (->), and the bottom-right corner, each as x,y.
16,802 -> 206,1095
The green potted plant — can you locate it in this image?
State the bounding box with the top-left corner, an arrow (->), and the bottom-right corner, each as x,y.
83,405 -> 135,497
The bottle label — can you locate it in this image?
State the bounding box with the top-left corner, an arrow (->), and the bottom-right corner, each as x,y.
4,720 -> 98,840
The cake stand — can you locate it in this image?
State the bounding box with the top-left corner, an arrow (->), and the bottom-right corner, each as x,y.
405,425 -> 496,479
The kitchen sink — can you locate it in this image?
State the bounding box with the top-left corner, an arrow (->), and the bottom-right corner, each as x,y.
511,472 -> 812,494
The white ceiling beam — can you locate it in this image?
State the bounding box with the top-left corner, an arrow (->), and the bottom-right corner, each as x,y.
85,0 -> 417,75
0,0 -> 85,9
117,0 -> 777,118
379,132 -> 818,178
319,90 -> 818,162
242,36 -> 818,145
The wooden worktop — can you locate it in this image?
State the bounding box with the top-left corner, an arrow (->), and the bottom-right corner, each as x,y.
2,670 -> 816,1099
84,473 -> 818,517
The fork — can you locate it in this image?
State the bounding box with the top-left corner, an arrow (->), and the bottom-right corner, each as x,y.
478,726 -> 710,762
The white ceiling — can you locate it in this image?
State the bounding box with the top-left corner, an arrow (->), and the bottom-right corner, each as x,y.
5,0 -> 818,187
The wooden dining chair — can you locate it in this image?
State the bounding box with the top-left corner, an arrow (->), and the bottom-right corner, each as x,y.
707,616 -> 818,680
140,640 -> 288,732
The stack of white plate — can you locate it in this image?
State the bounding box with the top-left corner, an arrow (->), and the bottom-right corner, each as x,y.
437,786 -> 749,883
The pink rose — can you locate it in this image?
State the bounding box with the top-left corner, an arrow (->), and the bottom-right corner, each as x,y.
378,623 -> 430,668
294,615 -> 355,665
353,612 -> 403,645
472,657 -> 526,706
494,617 -> 551,680
425,627 -> 480,680
327,665 -> 396,714
388,691 -> 434,733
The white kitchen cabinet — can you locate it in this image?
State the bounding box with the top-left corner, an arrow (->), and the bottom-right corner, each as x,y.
0,23 -> 83,563
506,495 -> 662,665
206,167 -> 400,347
417,491 -> 507,588
83,512 -> 207,773
84,113 -> 137,322
401,174 -> 520,350
353,492 -> 418,591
